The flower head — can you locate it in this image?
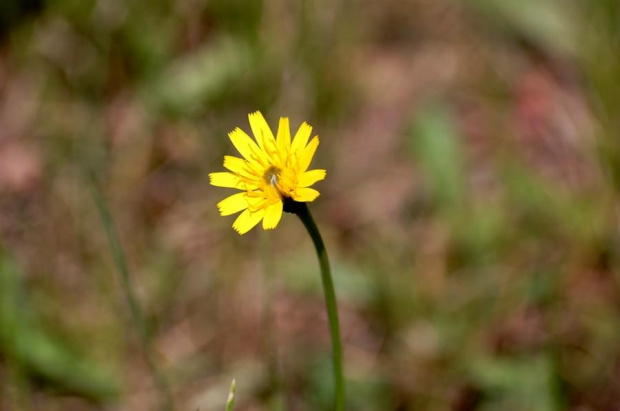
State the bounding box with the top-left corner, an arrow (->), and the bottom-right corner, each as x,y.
210,111 -> 326,234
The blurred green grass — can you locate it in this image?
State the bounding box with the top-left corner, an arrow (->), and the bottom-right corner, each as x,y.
0,0 -> 619,410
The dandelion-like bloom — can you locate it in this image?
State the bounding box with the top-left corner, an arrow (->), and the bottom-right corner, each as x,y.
210,111 -> 326,234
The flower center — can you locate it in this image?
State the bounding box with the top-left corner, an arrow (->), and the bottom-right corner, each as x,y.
263,165 -> 281,187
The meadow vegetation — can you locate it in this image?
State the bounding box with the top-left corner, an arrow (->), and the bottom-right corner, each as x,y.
0,0 -> 619,410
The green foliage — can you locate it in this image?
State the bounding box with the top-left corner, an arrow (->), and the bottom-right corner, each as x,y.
0,254 -> 118,401
469,354 -> 562,411
142,38 -> 259,116
206,0 -> 263,39
466,0 -> 578,57
409,103 -> 465,216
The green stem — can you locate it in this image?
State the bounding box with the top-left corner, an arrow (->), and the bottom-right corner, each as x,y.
295,203 -> 345,410
261,231 -> 283,410
225,379 -> 236,411
89,178 -> 174,411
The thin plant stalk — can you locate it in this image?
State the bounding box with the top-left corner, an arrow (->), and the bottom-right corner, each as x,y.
260,231 -> 284,410
288,201 -> 345,410
89,178 -> 173,411
225,379 -> 236,411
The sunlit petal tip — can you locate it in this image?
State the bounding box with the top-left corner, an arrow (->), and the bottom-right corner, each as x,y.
291,122 -> 313,153
209,172 -> 244,189
227,127 -> 247,141
217,192 -> 249,216
292,188 -> 320,202
298,169 -> 327,187
232,209 -> 264,235
248,111 -> 276,151
248,111 -> 268,126
298,136 -> 320,172
262,201 -> 283,230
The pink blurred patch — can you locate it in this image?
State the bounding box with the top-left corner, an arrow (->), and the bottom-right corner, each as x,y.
0,141 -> 41,193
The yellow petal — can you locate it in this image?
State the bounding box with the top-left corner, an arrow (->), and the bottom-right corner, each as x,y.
248,111 -> 276,152
276,117 -> 291,153
298,136 -> 319,172
223,155 -> 246,173
247,197 -> 267,213
290,122 -> 312,154
228,127 -> 266,165
209,172 -> 244,189
298,169 -> 326,187
217,192 -> 249,216
292,188 -> 320,202
232,208 -> 265,234
262,201 -> 283,230
224,156 -> 261,181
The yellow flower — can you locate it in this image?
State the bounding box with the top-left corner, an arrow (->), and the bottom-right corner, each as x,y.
210,111 -> 326,234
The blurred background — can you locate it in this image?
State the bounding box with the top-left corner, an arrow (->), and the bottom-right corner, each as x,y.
1,0 -> 620,410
